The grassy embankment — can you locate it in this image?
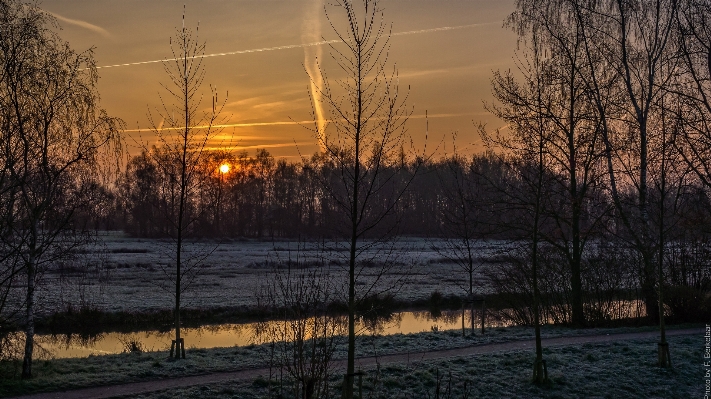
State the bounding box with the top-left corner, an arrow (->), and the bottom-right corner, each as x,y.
134,334 -> 700,399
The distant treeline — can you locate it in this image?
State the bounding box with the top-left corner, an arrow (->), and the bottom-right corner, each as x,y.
81,147 -> 710,244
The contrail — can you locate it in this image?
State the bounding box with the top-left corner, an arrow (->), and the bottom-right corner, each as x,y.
96,40 -> 341,69
207,141 -> 315,151
303,0 -> 327,150
96,22 -> 494,70
392,23 -> 494,37
47,11 -> 111,38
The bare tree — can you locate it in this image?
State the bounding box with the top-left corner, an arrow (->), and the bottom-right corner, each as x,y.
141,10 -> 227,359
482,23 -> 557,383
576,0 -> 678,324
570,0 -> 679,366
434,151 -> 492,334
509,0 -> 610,327
206,149 -> 235,237
256,247 -> 343,399
305,1 -> 417,396
118,151 -> 161,237
650,98 -> 695,367
0,0 -> 122,378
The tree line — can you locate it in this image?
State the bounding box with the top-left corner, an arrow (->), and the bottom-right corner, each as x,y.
111,148 -> 489,239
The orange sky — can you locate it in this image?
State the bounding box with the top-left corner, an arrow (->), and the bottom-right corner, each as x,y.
43,0 -> 517,161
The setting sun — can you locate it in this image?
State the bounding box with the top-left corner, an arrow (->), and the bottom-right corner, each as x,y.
219,164 -> 230,174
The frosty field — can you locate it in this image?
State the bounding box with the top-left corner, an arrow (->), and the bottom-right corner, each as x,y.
31,232 -> 500,316
137,335 -> 700,399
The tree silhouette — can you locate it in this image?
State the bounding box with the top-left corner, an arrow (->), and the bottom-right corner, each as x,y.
305,0 -> 418,396
0,0 -> 122,378
140,9 -> 227,359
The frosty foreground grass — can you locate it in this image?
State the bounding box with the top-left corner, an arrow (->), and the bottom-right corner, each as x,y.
132,335 -> 700,399
0,325 -> 698,397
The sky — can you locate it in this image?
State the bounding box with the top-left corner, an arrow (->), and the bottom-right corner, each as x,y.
42,0 -> 518,161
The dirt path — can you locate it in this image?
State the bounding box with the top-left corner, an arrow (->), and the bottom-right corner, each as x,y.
8,328 -> 702,399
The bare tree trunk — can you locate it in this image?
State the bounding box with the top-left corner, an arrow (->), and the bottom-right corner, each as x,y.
638,121 -> 659,323
567,67 -> 584,327
21,249 -> 35,379
346,236 -> 357,399
469,260 -> 475,334
532,224 -> 546,383
571,201 -> 583,327
657,111 -> 670,368
532,106 -> 547,384
174,227 -> 183,358
345,39 -> 363,399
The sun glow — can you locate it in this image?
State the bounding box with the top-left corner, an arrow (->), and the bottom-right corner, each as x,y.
219,164 -> 230,174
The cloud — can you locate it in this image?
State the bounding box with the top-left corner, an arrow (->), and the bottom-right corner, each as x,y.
225,90 -> 303,108
398,64 -> 496,79
253,101 -> 289,110
123,120 -> 316,133
236,141 -> 312,150
47,11 -> 110,38
206,141 -> 315,151
124,113 -> 485,134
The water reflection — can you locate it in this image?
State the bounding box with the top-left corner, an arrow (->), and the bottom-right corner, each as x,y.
36,311 -> 505,359
34,300 -> 643,359
33,324 -> 250,358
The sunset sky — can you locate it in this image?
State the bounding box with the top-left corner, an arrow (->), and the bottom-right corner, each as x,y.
43,0 -> 517,160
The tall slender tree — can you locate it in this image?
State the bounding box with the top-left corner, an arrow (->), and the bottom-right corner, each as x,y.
578,0 -> 678,324
570,0 -> 679,366
143,10 -> 227,359
483,23 -> 556,383
306,1 -> 416,396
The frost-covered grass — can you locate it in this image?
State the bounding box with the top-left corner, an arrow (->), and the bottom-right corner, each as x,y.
0,324 -> 697,397
130,334 -> 701,399
29,232 -> 501,315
